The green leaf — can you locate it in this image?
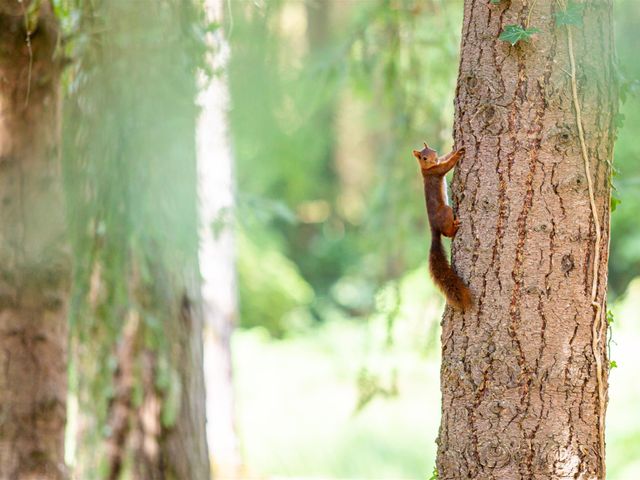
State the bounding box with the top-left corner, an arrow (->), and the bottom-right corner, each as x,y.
490,0 -> 502,4
606,309 -> 615,325
554,1 -> 585,27
610,360 -> 618,369
499,25 -> 540,46
611,196 -> 621,212
428,467 -> 439,480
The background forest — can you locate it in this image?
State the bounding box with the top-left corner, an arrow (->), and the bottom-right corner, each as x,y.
1,0 -> 637,479
224,0 -> 640,479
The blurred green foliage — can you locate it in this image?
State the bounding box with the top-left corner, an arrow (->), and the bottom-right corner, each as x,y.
609,0 -> 640,296
237,230 -> 314,336
228,0 -> 464,335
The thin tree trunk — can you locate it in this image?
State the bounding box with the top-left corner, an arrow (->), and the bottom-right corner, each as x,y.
198,0 -> 242,477
0,2 -> 69,479
438,1 -> 617,478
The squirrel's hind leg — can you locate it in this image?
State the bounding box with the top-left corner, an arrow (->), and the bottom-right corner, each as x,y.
441,207 -> 459,238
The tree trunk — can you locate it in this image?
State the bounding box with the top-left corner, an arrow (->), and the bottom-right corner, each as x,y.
0,2 -> 69,479
64,1 -> 210,478
198,0 -> 242,477
438,1 -> 617,478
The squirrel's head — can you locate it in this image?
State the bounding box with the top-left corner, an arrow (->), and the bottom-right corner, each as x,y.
412,142 -> 438,171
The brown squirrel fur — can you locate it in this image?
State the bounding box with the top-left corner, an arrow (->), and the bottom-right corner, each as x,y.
412,143 -> 472,310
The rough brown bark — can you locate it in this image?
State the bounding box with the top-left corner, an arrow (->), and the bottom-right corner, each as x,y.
437,1 -> 617,479
0,2 -> 69,479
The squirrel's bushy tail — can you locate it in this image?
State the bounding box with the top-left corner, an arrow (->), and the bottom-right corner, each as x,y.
429,232 -> 472,310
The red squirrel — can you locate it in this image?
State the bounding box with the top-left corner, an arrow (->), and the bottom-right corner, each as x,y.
412,143 -> 472,310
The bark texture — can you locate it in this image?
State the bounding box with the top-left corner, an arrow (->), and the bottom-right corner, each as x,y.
438,1 -> 617,479
0,2 -> 69,479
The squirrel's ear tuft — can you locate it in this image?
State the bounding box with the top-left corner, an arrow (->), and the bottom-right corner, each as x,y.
423,142 -> 429,149
412,150 -> 421,159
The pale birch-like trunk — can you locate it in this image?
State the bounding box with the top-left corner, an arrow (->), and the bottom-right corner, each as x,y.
198,0 -> 242,477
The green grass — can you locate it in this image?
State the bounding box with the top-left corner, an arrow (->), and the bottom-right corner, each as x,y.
233,321 -> 440,479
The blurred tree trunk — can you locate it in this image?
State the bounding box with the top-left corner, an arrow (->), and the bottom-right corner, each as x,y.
0,3 -> 69,479
438,1 -> 617,478
155,289 -> 210,480
64,1 -> 209,478
198,0 -> 242,477
306,0 -> 334,168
